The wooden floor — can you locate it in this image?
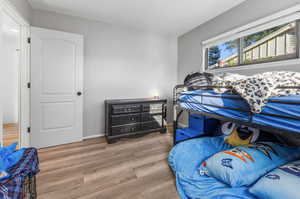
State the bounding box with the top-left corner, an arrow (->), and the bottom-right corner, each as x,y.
37,131 -> 179,199
3,123 -> 19,147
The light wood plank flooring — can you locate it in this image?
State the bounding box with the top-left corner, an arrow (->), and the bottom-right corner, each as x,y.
37,132 -> 179,199
3,123 -> 19,147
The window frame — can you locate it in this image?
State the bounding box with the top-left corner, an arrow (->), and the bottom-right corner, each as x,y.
202,5 -> 300,72
205,21 -> 299,70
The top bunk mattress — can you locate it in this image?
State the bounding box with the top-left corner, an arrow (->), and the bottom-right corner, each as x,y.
178,90 -> 300,134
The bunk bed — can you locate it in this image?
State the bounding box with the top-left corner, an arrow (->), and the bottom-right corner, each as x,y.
170,81 -> 300,199
173,85 -> 300,146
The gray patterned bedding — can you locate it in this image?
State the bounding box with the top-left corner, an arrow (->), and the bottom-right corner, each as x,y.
212,71 -> 300,113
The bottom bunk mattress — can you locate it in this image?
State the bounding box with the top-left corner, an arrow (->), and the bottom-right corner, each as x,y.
169,137 -> 300,199
168,137 -> 257,199
178,90 -> 300,134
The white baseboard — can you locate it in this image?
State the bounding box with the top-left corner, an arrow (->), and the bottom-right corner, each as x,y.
83,134 -> 104,140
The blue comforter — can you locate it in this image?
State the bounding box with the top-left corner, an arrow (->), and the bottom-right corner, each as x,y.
168,137 -> 258,199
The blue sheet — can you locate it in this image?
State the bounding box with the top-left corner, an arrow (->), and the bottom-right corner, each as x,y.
179,90 -> 300,134
179,90 -> 250,121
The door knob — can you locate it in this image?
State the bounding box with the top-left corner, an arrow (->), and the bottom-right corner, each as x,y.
77,92 -> 82,96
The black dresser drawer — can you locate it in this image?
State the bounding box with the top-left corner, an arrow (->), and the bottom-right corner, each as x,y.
142,104 -> 150,112
111,114 -> 140,126
111,104 -> 141,114
111,124 -> 140,136
141,113 -> 159,122
141,121 -> 161,130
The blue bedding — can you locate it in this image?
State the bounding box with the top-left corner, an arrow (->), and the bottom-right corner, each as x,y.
169,137 -> 257,199
179,90 -> 300,134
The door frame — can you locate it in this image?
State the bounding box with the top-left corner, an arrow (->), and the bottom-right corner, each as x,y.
0,0 -> 30,147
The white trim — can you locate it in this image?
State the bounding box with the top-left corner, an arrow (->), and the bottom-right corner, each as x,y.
19,24 -> 30,148
0,0 -> 30,148
203,4 -> 300,47
207,58 -> 300,73
83,134 -> 104,140
0,0 -> 29,25
202,48 -> 206,72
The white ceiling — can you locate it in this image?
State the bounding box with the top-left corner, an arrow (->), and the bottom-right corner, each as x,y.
28,0 -> 246,36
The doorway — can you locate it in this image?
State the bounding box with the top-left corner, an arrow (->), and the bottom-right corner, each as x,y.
0,11 -> 21,147
0,0 -> 30,148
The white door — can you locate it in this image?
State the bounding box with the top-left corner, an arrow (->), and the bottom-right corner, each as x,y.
31,27 -> 83,148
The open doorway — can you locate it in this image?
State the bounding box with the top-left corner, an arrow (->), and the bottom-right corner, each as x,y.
0,12 -> 21,148
0,0 -> 31,148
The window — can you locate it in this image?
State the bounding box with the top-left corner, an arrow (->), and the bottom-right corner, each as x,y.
208,39 -> 239,69
205,20 -> 299,70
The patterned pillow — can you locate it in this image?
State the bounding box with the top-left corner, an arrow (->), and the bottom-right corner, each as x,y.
199,142 -> 300,187
250,160 -> 300,199
183,72 -> 214,90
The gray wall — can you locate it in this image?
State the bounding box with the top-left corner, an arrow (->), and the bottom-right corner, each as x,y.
32,10 -> 177,137
9,0 -> 32,23
178,0 -> 300,82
